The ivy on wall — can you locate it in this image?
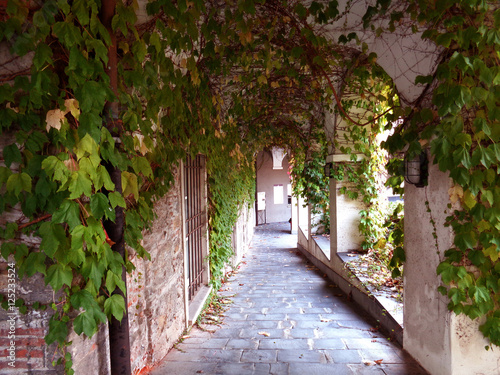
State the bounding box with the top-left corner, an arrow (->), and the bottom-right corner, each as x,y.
0,1 -> 498,372
381,0 -> 500,347
290,133 -> 330,233
0,0 -> 349,371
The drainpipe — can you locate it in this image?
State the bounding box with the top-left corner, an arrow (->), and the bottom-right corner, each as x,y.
101,1 -> 132,374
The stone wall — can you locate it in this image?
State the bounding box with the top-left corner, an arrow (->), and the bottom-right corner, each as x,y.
127,165 -> 185,374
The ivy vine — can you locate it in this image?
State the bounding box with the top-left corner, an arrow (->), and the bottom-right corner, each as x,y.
0,1 -> 498,373
382,0 -> 500,347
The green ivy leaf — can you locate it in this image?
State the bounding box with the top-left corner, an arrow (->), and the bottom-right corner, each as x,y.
72,0 -> 91,26
68,170 -> 92,199
70,289 -> 95,310
14,243 -> 28,262
77,81 -> 108,114
90,192 -> 111,220
436,32 -> 454,47
471,286 -> 491,304
437,261 -> 455,284
39,221 -> 66,258
132,156 -> 153,178
448,287 -> 466,305
97,165 -> 115,191
105,270 -> 126,294
76,134 -> 101,165
79,157 -> 98,184
463,189 -> 477,209
3,143 -> 22,167
52,199 -> 81,230
18,252 -> 47,277
0,166 -> 13,183
6,172 -> 31,197
104,294 -> 125,322
0,242 -> 15,260
82,257 -> 105,287
108,191 -> 126,208
53,21 -> 83,48
46,263 -> 73,291
42,155 -> 70,185
73,311 -> 98,337
33,43 -> 53,70
121,171 -> 138,201
454,230 -> 477,251
45,317 -> 68,345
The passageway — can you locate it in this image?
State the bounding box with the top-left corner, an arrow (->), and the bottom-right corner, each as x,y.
150,223 -> 428,375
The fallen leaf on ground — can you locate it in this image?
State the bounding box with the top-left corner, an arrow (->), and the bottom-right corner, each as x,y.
363,360 -> 376,366
374,359 -> 383,365
320,318 -> 331,322
258,331 -> 270,337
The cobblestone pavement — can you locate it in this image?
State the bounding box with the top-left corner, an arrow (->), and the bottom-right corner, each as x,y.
150,223 -> 428,375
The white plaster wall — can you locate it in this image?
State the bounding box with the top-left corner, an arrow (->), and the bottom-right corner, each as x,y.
403,157 -> 500,375
256,151 -> 292,223
230,203 -> 255,267
450,314 -> 500,375
330,178 -> 365,253
403,158 -> 454,374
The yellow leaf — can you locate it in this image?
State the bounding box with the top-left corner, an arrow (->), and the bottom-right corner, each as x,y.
483,245 -> 498,262
477,220 -> 491,232
448,185 -> 463,204
238,31 -> 252,45
133,133 -> 151,155
462,189 -> 477,209
64,99 -> 80,120
121,171 -> 138,201
46,109 -> 66,132
258,331 -> 270,337
271,81 -> 280,88
257,75 -> 267,85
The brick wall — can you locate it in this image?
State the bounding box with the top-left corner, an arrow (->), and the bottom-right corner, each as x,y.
0,166 -> 185,375
0,133 -> 109,374
0,267 -> 64,374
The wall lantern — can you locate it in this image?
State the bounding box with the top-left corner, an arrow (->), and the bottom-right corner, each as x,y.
404,151 -> 428,188
324,162 -> 333,179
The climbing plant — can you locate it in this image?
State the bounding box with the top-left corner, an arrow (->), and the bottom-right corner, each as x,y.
0,2 -> 498,374
0,0 -> 354,371
381,0 -> 500,347
289,132 -> 330,233
328,64 -> 398,251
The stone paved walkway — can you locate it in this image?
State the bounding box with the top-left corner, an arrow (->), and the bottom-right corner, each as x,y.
150,223 -> 428,375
